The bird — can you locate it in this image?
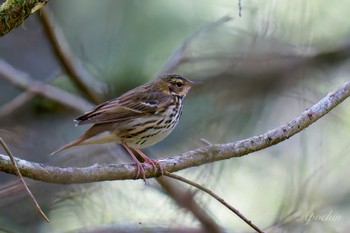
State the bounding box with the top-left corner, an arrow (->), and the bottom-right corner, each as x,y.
51,73 -> 200,179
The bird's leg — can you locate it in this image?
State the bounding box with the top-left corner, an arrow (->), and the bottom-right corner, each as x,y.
121,142 -> 146,180
134,148 -> 164,175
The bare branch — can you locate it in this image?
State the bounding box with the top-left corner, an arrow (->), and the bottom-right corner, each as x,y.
0,70 -> 61,117
0,227 -> 16,233
0,0 -> 48,37
165,172 -> 264,233
39,7 -> 107,103
0,59 -> 93,112
0,138 -> 49,222
156,177 -> 222,233
0,92 -> 34,118
0,80 -> 349,183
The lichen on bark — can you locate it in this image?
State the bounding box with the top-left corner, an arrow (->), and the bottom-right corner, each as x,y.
0,0 -> 48,36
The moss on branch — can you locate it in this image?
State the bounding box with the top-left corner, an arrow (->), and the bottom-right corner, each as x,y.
0,0 -> 48,36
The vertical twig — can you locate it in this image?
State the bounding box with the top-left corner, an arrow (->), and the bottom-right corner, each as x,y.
0,138 -> 50,223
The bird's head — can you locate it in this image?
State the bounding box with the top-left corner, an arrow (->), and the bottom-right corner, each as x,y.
157,74 -> 201,97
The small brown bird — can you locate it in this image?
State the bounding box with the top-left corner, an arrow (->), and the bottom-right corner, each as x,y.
51,74 -> 200,179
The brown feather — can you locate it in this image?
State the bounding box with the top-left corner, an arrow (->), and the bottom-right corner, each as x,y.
75,86 -> 172,125
51,74 -> 200,154
50,123 -> 112,155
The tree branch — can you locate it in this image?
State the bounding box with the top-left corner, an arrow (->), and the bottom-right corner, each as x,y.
1,80 -> 349,183
165,172 -> 263,233
0,0 -> 48,37
39,7 -> 107,104
157,176 -> 222,233
0,138 -> 49,222
0,59 -> 93,112
0,91 -> 34,118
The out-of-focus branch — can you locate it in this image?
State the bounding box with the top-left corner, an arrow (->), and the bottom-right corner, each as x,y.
0,0 -> 48,37
1,79 -> 349,182
160,16 -> 232,75
0,92 -> 34,118
156,177 -> 222,233
39,7 -> 107,104
0,227 -> 16,233
0,70 -> 60,118
165,172 -> 263,233
0,60 -> 93,113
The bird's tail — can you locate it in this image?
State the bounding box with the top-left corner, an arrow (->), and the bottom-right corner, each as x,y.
50,123 -> 114,155
50,135 -> 86,155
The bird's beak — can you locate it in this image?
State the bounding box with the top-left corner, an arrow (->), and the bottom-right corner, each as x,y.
189,80 -> 203,86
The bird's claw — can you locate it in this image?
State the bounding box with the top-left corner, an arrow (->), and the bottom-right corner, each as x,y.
134,159 -> 164,181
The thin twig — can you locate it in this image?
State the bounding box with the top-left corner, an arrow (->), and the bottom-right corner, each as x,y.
156,177 -> 222,233
0,59 -> 93,112
164,172 -> 264,233
0,69 -> 62,118
0,180 -> 23,198
39,7 -> 107,104
0,138 -> 50,222
0,227 -> 16,233
160,16 -> 233,75
0,92 -> 34,118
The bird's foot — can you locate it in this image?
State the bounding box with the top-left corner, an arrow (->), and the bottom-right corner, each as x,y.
134,161 -> 147,181
133,159 -> 163,181
143,158 -> 164,176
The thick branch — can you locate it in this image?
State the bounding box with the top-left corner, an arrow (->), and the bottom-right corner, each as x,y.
0,80 -> 349,183
0,0 -> 48,37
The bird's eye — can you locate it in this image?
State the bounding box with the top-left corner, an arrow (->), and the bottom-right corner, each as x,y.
175,82 -> 183,87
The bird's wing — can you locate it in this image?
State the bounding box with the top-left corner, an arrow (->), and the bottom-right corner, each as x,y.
75,89 -> 170,125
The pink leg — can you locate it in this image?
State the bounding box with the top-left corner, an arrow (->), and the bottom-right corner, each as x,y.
134,148 -> 164,175
121,142 -> 146,180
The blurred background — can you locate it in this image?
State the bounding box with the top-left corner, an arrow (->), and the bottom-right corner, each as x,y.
1,0 -> 350,232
